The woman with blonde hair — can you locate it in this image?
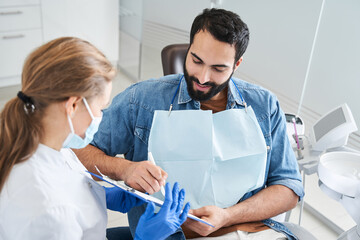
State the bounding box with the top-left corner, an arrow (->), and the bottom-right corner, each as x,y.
0,37 -> 189,240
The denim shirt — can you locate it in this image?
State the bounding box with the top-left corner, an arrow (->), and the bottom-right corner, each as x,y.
92,74 -> 304,240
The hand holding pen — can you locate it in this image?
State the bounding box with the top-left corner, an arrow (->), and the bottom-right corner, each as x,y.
148,152 -> 166,196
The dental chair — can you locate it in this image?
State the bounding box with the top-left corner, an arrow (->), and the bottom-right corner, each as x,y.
161,44 -> 189,76
161,43 -> 317,240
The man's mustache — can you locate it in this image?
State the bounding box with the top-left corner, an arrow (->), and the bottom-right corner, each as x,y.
189,76 -> 216,87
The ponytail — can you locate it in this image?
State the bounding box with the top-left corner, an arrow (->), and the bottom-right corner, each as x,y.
0,96 -> 42,191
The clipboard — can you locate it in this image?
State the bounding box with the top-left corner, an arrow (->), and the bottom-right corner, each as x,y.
86,171 -> 214,228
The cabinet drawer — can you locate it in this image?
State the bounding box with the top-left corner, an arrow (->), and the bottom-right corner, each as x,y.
0,6 -> 41,32
0,0 -> 40,8
0,29 -> 42,78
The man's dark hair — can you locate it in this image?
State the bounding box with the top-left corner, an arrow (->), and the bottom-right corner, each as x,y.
190,8 -> 249,62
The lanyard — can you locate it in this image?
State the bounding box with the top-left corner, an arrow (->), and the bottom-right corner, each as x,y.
168,75 -> 247,115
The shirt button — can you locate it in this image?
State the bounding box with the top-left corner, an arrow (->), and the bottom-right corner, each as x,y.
267,146 -> 270,150
270,223 -> 274,227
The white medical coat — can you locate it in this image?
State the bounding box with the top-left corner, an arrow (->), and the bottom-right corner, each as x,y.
0,144 -> 107,240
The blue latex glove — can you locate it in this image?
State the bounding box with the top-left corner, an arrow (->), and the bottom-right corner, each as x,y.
104,186 -> 145,213
134,182 -> 190,240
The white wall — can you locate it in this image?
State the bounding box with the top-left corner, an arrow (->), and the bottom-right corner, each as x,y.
119,0 -> 142,41
224,0 -> 322,108
302,0 -> 360,122
143,0 -> 210,32
221,0 -> 360,144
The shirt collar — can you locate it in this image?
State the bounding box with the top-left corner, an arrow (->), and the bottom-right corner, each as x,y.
177,76 -> 192,104
36,143 -> 67,167
177,76 -> 245,106
228,79 -> 246,106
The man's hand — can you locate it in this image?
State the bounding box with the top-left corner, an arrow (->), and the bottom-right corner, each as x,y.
183,205 -> 230,237
73,145 -> 168,195
123,161 -> 168,194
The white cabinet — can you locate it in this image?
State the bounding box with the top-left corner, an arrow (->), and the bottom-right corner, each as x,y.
0,0 -> 119,88
0,0 -> 40,8
0,6 -> 42,31
0,30 -> 42,80
0,1 -> 43,87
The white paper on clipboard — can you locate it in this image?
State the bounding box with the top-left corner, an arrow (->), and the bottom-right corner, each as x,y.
86,171 -> 214,227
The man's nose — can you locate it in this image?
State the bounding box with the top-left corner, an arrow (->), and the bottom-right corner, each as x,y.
198,67 -> 211,84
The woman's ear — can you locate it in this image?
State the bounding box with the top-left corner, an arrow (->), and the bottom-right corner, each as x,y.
65,96 -> 82,118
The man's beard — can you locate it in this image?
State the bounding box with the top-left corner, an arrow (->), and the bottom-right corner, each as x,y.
184,65 -> 233,101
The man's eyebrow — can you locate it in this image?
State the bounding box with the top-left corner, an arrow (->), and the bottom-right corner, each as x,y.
212,64 -> 229,68
191,52 -> 203,62
190,52 -> 230,68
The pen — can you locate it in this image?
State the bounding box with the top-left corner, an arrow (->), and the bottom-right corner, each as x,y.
148,152 -> 166,196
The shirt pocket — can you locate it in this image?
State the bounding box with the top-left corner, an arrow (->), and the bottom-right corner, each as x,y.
134,126 -> 150,145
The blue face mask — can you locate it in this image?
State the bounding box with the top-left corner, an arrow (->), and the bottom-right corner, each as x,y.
62,98 -> 102,149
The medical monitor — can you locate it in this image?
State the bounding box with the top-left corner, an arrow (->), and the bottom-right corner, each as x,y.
310,103 -> 358,151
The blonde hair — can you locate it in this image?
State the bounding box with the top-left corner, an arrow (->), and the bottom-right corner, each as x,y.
0,37 -> 116,191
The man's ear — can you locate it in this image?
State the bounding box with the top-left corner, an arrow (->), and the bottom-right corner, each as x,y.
233,57 -> 243,72
65,96 -> 82,118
